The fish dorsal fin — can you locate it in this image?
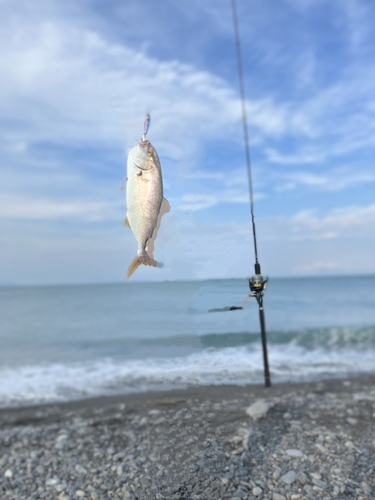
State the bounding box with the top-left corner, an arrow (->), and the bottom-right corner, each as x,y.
124,216 -> 131,228
161,198 -> 170,216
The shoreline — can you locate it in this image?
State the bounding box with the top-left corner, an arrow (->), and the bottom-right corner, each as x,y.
1,374 -> 374,499
1,371 -> 373,417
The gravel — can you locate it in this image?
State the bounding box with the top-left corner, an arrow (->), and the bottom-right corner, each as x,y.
0,375 -> 374,499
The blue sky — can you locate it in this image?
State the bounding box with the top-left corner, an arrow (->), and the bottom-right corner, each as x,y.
1,0 -> 374,284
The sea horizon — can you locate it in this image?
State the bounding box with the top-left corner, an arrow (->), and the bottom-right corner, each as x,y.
2,271 -> 375,289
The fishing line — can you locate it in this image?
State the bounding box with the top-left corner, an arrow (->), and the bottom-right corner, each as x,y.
230,0 -> 271,387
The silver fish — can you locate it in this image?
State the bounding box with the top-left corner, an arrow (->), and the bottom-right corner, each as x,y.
125,138 -> 170,278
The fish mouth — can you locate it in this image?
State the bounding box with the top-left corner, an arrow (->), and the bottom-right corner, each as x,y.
139,140 -> 150,149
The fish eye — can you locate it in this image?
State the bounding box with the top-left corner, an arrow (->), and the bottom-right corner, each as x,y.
147,150 -> 152,156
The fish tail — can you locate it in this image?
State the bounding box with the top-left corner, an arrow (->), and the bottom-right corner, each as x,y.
127,252 -> 157,278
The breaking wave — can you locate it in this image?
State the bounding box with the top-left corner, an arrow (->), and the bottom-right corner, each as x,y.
1,327 -> 374,408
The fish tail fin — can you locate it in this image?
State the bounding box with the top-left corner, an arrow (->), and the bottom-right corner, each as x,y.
127,252 -> 157,278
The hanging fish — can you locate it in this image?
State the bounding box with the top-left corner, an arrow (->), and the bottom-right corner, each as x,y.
124,117 -> 170,278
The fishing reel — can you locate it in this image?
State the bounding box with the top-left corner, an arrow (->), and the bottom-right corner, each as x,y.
236,264 -> 268,310
249,263 -> 268,294
249,274 -> 268,293
210,263 -> 268,312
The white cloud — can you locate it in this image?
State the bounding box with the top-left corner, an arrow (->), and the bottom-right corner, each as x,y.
264,61 -> 375,165
168,203 -> 375,278
293,261 -> 345,272
242,202 -> 375,277
0,17 -> 292,160
176,190 -> 264,213
0,195 -> 123,221
290,204 -> 375,235
273,168 -> 375,192
1,201 -> 374,284
172,165 -> 266,213
343,0 -> 374,51
266,148 -> 325,165
181,171 -> 225,180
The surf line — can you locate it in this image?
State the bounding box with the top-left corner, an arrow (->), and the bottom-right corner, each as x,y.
231,0 -> 271,388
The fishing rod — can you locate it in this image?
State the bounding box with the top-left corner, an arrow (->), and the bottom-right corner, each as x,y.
231,0 -> 271,388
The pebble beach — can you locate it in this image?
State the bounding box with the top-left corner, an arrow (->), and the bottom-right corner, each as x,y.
1,375 -> 374,500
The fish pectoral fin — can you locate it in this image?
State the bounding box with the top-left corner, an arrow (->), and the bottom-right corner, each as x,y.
123,216 -> 131,228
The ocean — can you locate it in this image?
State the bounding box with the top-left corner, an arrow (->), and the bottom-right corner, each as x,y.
0,276 -> 374,407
